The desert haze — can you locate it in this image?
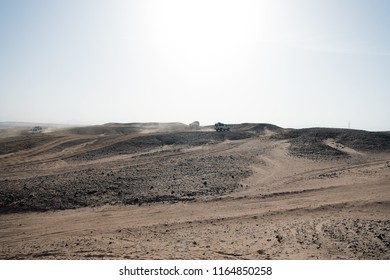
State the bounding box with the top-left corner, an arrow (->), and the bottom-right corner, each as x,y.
0,122 -> 389,259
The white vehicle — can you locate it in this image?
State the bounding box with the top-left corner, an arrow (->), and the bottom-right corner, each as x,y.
29,126 -> 42,134
214,122 -> 230,132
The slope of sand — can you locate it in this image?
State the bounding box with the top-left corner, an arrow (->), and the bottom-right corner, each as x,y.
0,123 -> 389,259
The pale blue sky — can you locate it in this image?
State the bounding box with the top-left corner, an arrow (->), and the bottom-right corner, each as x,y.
0,0 -> 389,130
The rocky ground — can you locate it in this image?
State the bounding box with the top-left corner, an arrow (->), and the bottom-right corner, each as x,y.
0,123 -> 389,259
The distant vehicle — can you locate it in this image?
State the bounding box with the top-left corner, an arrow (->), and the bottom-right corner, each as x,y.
214,122 -> 230,132
189,121 -> 200,129
29,126 -> 42,134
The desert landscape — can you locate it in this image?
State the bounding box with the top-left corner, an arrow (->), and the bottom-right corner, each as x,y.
0,122 -> 389,260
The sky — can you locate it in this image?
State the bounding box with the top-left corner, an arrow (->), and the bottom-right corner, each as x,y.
0,0 -> 389,131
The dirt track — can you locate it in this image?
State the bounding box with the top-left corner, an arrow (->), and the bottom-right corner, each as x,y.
0,123 -> 389,259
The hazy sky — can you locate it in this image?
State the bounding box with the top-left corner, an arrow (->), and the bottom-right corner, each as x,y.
0,0 -> 389,130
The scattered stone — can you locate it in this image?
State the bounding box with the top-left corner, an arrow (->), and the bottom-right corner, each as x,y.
377,233 -> 385,241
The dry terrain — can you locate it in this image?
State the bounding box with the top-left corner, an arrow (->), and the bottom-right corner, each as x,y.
0,122 -> 389,259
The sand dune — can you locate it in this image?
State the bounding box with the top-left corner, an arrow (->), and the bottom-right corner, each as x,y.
0,123 -> 389,259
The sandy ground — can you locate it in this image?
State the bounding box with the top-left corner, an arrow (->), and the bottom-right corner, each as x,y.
0,123 -> 389,259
